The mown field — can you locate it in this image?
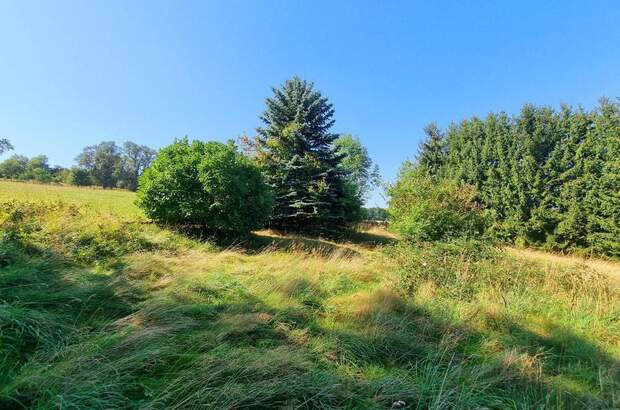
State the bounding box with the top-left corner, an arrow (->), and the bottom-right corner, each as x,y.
1,181 -> 619,409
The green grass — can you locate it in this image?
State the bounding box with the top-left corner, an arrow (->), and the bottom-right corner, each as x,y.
1,183 -> 619,409
0,180 -> 143,219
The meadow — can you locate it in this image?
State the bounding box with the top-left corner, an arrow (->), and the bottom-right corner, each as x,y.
1,181 -> 619,409
0,180 -> 143,220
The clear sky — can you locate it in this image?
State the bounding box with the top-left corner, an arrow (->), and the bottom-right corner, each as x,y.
1,0 -> 619,206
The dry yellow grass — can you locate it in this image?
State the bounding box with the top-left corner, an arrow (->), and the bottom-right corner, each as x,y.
506,247 -> 620,283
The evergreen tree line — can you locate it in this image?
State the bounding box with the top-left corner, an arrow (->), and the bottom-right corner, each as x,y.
0,140 -> 156,191
412,98 -> 619,256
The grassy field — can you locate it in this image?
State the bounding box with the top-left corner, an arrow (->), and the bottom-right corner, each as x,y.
0,180 -> 142,219
1,181 -> 619,408
506,247 -> 620,283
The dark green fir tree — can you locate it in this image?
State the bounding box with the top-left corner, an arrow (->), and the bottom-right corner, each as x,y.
416,122 -> 446,175
254,77 -> 353,234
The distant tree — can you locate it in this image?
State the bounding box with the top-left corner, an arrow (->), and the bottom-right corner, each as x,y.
253,77 -> 353,234
365,207 -> 388,221
25,155 -> 52,182
0,138 -> 13,155
68,167 -> 92,186
0,155 -> 28,179
49,165 -> 69,183
137,139 -> 273,236
334,134 -> 381,201
119,142 -> 157,191
76,141 -> 122,188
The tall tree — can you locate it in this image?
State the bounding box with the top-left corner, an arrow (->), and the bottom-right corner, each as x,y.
416,122 -> 446,175
120,142 -> 157,191
25,155 -> 52,182
254,77 -> 352,233
0,155 -> 28,179
76,141 -> 122,188
334,134 -> 381,201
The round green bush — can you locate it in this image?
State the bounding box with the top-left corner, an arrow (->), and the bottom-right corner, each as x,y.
136,139 -> 273,236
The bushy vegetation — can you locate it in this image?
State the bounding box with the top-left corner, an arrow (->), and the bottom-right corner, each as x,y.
1,189 -> 618,408
391,99 -> 620,256
1,77 -> 372,236
75,141 -> 157,190
334,134 -> 381,202
364,207 -> 388,221
137,139 -> 273,236
389,164 -> 487,241
0,154 -> 68,184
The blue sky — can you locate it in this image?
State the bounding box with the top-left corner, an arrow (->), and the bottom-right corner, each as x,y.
1,0 -> 619,206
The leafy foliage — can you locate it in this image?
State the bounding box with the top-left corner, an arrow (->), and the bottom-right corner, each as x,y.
388,163 -> 488,241
137,139 -> 273,235
334,134 -> 381,201
364,207 -> 388,221
0,154 -> 67,183
416,122 -> 447,175
76,141 -> 123,188
119,141 -> 157,191
0,155 -> 28,179
0,138 -> 13,155
68,167 -> 92,186
253,77 -> 356,234
75,141 -> 156,190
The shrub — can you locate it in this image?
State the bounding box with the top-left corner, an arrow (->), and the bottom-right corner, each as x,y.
136,139 -> 273,236
389,239 -> 501,298
388,165 -> 488,241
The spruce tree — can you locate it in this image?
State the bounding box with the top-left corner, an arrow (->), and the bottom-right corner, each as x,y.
254,77 -> 350,234
416,122 -> 446,175
404,99 -> 619,255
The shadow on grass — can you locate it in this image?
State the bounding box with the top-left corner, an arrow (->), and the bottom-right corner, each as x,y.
343,228 -> 398,248
0,236 -> 144,402
4,254 -> 617,408
169,224 -> 397,258
249,232 -> 361,258
130,281 -> 618,409
4,225 -> 616,408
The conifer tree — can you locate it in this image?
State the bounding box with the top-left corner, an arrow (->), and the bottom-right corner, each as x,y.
397,99 -> 620,256
254,77 -> 351,233
416,122 -> 446,175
